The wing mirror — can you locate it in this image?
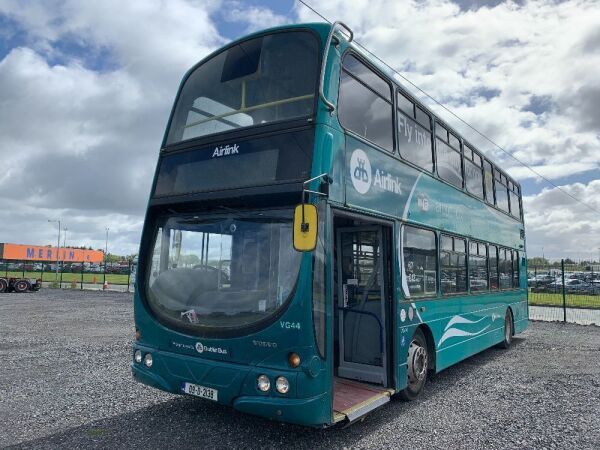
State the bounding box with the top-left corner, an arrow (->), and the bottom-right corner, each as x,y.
293,204 -> 318,252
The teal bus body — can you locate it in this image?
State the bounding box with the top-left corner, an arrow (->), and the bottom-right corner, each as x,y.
132,22 -> 528,427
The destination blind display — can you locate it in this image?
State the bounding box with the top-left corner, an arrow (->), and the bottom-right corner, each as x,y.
153,130 -> 313,197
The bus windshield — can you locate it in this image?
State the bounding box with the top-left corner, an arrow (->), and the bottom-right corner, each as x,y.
145,210 -> 301,333
165,30 -> 320,145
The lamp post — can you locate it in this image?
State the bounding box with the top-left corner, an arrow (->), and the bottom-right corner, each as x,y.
104,227 -> 109,283
48,219 -> 61,281
542,247 -> 545,263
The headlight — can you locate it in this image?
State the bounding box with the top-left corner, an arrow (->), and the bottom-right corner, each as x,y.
257,374 -> 270,392
144,353 -> 153,368
134,350 -> 142,364
275,376 -> 289,394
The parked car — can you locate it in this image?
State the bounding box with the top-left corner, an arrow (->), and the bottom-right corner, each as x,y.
544,279 -> 596,294
529,274 -> 557,292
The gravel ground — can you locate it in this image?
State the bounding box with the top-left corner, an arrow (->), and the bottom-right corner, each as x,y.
1,290 -> 599,449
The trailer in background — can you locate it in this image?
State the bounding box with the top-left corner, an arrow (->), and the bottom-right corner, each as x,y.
0,277 -> 41,293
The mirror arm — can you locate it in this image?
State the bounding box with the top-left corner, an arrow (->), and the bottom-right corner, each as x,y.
303,189 -> 327,197
303,173 -> 332,187
300,173 -> 331,232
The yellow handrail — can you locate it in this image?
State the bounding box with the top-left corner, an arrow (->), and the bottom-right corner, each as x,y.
184,94 -> 314,129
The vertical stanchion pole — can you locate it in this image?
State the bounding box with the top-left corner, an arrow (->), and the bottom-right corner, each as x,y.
81,262 -> 84,290
561,259 -> 566,323
40,261 -> 44,284
22,260 -> 26,278
59,261 -> 63,289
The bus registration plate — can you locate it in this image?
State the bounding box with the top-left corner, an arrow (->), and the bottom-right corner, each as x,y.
182,382 -> 218,401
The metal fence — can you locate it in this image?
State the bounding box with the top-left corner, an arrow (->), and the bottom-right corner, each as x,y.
528,260 -> 600,326
0,259 -> 135,292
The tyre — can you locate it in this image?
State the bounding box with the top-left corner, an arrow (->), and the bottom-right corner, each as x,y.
13,279 -> 30,293
0,278 -> 7,293
498,309 -> 513,349
399,328 -> 429,401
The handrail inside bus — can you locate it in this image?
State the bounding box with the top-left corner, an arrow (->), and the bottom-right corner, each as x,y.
183,94 -> 315,129
319,21 -> 354,113
336,306 -> 384,354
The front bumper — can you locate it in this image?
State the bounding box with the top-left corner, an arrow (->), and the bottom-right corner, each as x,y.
131,345 -> 330,427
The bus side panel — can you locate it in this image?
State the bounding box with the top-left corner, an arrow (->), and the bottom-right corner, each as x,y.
394,289 -> 527,381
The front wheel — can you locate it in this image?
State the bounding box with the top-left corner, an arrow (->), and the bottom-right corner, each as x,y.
0,278 -> 8,293
498,310 -> 513,349
399,328 -> 429,401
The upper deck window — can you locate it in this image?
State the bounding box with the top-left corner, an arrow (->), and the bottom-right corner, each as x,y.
494,168 -> 510,213
464,144 -> 484,199
165,31 -> 320,146
397,91 -> 434,172
436,122 -> 463,188
483,160 -> 494,204
338,55 -> 393,151
397,92 -> 414,117
509,185 -> 522,219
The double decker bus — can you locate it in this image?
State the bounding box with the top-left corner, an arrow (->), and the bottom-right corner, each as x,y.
132,22 -> 528,427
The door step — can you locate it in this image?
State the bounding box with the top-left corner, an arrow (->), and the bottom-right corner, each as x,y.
333,378 -> 394,424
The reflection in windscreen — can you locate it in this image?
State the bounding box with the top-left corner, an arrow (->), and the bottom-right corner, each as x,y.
146,212 -> 301,330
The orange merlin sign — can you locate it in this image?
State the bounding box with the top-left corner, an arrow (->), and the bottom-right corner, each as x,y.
0,243 -> 104,263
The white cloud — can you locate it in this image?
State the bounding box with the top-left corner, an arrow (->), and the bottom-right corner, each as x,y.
523,180 -> 600,260
223,1 -> 290,33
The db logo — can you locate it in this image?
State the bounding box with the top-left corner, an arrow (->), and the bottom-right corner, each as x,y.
195,342 -> 204,353
350,149 -> 371,194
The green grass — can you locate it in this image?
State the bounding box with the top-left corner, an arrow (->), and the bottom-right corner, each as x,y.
529,291 -> 600,309
1,271 -> 130,285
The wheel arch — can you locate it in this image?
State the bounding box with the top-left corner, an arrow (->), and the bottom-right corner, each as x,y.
416,324 -> 436,373
506,306 -> 515,336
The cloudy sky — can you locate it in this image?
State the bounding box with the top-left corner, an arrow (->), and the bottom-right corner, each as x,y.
0,0 -> 598,260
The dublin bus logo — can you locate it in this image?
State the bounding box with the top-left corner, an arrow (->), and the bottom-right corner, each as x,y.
354,158 -> 369,182
350,149 -> 372,194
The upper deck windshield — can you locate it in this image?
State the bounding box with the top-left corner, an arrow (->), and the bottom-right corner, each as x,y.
145,209 -> 302,335
165,30 -> 320,146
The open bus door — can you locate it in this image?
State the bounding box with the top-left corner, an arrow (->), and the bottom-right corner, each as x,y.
332,217 -> 395,424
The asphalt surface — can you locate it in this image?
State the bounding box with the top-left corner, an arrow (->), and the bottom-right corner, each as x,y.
1,290 -> 599,449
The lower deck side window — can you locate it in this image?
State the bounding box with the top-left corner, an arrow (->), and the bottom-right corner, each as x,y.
489,245 -> 499,290
402,225 -> 437,297
469,241 -> 488,292
441,235 -> 467,294
512,250 -> 520,288
499,248 -> 513,289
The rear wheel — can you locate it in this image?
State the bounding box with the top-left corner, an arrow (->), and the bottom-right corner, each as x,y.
498,309 -> 513,349
0,278 -> 8,293
13,279 -> 30,293
399,328 -> 429,401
